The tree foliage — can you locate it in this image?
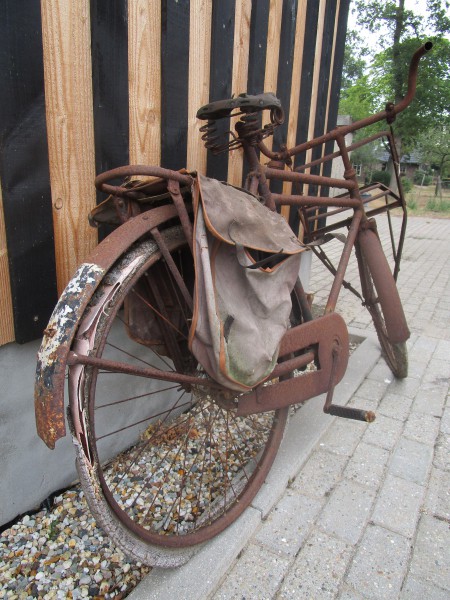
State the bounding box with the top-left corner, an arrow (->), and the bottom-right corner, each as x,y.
416,125 -> 450,177
340,1 -> 450,151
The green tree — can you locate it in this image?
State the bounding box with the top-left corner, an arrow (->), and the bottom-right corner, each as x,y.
367,37 -> 450,148
341,1 -> 450,140
341,0 -> 450,189
416,125 -> 450,194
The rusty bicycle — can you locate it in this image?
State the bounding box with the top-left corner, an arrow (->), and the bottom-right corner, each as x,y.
35,42 -> 432,566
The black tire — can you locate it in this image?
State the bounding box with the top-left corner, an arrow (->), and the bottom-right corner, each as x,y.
69,226 -> 288,566
356,241 -> 408,378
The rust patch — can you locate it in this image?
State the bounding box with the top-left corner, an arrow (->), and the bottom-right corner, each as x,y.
35,263 -> 105,448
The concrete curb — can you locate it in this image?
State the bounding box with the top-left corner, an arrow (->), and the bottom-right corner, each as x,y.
127,328 -> 381,600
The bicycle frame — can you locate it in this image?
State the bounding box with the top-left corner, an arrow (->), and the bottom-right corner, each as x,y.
240,41 -> 432,317
35,42 -> 431,448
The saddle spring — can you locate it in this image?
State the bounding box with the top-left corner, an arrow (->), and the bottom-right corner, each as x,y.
199,107 -> 284,155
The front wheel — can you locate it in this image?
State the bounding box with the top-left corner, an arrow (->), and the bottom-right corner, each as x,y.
355,233 -> 408,378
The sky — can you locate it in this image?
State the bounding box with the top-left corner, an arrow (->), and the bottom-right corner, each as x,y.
347,0 -> 441,55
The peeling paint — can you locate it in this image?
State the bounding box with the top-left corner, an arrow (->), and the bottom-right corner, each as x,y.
35,263 -> 105,448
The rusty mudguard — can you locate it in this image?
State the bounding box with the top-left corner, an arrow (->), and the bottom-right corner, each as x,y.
34,204 -> 179,449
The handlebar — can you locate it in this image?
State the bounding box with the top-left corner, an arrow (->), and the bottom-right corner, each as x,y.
259,41 -> 433,161
393,41 -> 432,115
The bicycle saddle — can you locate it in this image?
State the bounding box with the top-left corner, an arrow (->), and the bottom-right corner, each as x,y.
197,92 -> 282,120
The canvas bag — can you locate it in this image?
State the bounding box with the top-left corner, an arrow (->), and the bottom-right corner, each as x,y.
189,174 -> 307,392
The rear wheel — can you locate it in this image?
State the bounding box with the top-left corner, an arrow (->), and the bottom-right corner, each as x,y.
69,227 -> 288,566
356,240 -> 408,378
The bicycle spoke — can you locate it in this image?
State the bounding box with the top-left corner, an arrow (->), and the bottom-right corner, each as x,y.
94,384 -> 180,410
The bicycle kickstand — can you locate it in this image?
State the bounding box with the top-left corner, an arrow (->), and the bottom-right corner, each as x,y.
323,342 -> 376,423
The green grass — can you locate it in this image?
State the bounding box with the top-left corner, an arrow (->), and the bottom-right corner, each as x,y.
406,196 -> 418,210
404,185 -> 450,217
425,197 -> 450,213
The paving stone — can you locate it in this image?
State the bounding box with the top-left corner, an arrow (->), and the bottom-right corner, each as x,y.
377,393 -> 414,422
337,588 -> 365,600
389,437 -> 433,486
424,466 -> 450,521
254,491 -> 322,557
409,336 -> 437,361
441,405 -> 450,434
212,542 -> 290,600
423,358 -> 450,382
412,384 -> 447,417
318,419 -> 367,457
317,480 -> 376,545
434,340 -> 450,361
278,529 -> 353,600
433,432 -> 450,472
409,515 -> 450,591
400,575 -> 450,600
371,474 -> 425,538
366,360 -> 394,384
345,525 -> 411,600
402,411 -> 440,446
348,394 -> 379,414
343,442 -> 389,489
387,377 -> 420,399
361,414 -> 403,451
355,379 -> 389,403
291,450 -> 348,499
407,359 -> 429,380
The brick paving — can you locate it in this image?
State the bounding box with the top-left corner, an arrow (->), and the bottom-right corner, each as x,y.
210,215 -> 450,600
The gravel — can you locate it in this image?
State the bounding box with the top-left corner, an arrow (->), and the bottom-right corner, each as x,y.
0,487 -> 150,599
0,337 -> 361,599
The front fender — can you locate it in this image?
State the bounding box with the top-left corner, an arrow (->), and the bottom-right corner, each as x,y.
34,204 -> 179,448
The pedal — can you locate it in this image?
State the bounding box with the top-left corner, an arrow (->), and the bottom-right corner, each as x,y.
324,404 -> 376,423
322,339 -> 375,423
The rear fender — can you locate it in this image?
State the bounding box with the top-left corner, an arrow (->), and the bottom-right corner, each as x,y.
34,204 -> 179,449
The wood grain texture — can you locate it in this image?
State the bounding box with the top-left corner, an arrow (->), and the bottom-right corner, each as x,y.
281,0 -> 308,218
128,0 -> 161,165
41,0 -> 97,294
305,0 -> 326,188
261,0 -> 283,155
187,0 -> 212,173
320,0 -> 340,171
0,181 -> 14,344
228,0 -> 252,187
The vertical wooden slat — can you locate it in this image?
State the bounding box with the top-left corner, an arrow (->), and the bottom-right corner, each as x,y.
247,0 -> 270,95
304,0 -> 326,186
91,0 -> 129,176
261,0 -> 284,153
187,0 -> 212,173
128,1 -> 161,165
228,0 -> 252,187
0,181 -> 14,344
207,0 -> 236,181
280,0 -> 308,219
322,0 -> 350,183
161,0 -> 190,171
41,1 -> 97,294
321,0 -> 340,161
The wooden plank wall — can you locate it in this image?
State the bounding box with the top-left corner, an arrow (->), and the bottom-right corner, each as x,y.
0,0 -> 349,345
0,183 -> 14,345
